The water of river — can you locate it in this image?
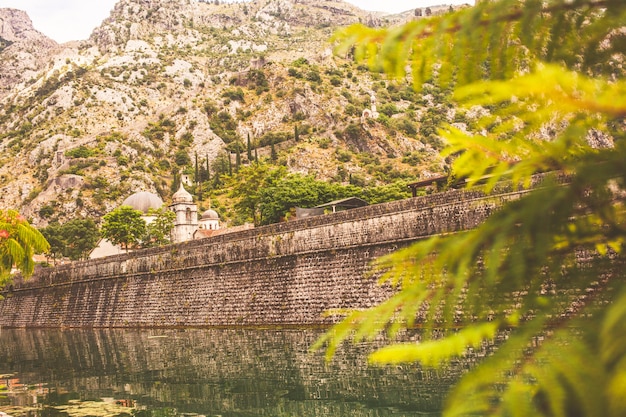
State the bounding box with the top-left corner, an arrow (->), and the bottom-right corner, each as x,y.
0,328 -> 469,417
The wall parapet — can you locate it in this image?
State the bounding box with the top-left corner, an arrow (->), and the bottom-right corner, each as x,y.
0,179 -> 544,328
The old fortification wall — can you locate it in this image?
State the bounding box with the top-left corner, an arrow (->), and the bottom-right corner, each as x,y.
0,185 -> 531,328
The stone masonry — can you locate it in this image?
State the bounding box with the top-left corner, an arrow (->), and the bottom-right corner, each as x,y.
0,184 -> 533,328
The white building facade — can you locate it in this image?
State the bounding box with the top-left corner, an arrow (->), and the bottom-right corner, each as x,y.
169,183 -> 198,243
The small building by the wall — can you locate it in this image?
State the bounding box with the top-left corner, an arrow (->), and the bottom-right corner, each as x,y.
406,175 -> 449,197
198,208 -> 220,231
316,197 -> 368,213
181,174 -> 193,187
361,92 -> 379,123
296,197 -> 368,219
169,183 -> 198,244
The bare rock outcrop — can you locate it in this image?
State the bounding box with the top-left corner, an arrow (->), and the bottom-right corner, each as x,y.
0,8 -> 58,99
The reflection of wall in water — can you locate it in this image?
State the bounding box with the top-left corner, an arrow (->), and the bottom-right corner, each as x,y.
0,329 -> 490,414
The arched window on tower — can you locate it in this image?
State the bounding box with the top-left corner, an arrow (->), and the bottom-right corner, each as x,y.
186,207 -> 191,222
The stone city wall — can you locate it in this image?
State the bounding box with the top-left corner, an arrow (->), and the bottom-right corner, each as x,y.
0,185 -> 532,328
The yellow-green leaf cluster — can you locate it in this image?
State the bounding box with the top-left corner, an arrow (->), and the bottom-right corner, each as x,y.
318,1 -> 626,416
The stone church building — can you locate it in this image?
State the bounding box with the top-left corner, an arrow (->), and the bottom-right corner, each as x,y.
89,184 -> 220,258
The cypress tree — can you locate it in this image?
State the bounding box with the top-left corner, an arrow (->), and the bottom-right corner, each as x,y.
171,172 -> 179,193
270,140 -> 277,161
195,153 -> 202,200
247,133 -> 252,161
236,142 -> 241,172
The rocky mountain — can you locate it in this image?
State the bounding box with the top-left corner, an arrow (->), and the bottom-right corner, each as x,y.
0,8 -> 58,99
0,0 -> 461,227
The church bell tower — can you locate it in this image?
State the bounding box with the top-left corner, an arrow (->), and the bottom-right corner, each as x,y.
169,183 -> 198,243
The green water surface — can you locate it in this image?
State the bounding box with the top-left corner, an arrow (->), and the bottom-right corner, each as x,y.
0,328 -> 463,417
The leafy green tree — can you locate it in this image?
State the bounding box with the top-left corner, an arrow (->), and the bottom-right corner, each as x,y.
144,208 -> 176,247
270,140 -> 277,161
230,165 -> 414,225
175,150 -> 191,166
257,175 -> 325,224
65,145 -> 94,158
0,210 -> 50,289
361,181 -> 412,204
229,164 -> 288,225
60,218 -> 99,260
42,219 -> 99,261
100,206 -> 146,252
40,223 -> 65,263
315,1 -> 626,416
257,174 -> 362,225
171,172 -> 180,193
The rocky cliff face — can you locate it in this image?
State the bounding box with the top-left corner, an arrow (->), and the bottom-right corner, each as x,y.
0,8 -> 58,99
0,0 -> 453,227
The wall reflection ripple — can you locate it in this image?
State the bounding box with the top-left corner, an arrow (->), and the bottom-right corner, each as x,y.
0,329 -> 472,416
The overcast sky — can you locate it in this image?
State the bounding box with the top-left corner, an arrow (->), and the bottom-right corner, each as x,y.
1,0 -> 471,43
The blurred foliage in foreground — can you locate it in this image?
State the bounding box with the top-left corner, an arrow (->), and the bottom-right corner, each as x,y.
314,0 -> 626,416
0,210 -> 49,291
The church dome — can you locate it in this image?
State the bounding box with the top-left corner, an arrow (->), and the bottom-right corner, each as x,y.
121,191 -> 164,214
172,183 -> 193,203
201,208 -> 219,220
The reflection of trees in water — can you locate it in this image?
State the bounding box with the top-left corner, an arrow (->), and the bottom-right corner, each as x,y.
0,329 -> 474,415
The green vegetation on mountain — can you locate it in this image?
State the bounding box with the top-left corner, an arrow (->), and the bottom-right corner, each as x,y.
0,0 -> 461,229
